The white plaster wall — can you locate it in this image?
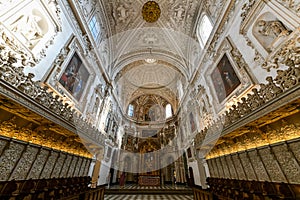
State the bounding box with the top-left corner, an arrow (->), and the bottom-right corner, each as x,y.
24,8 -> 73,81
97,160 -> 111,185
188,160 -> 201,186
225,2 -> 279,84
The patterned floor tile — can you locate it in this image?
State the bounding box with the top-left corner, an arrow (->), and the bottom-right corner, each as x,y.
107,184 -> 191,190
104,194 -> 194,200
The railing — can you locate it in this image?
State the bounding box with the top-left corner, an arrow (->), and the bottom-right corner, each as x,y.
0,176 -> 105,200
80,186 -> 105,200
192,186 -> 214,200
207,177 -> 300,200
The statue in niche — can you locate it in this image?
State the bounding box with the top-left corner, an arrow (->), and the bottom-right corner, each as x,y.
10,12 -> 45,49
115,1 -> 135,23
254,18 -> 291,53
257,20 -> 290,38
174,5 -> 185,22
116,3 -> 127,22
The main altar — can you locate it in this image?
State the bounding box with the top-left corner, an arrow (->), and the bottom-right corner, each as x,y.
138,139 -> 161,186
138,175 -> 160,186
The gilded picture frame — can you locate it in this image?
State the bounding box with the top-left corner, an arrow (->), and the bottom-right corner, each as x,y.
206,37 -> 254,112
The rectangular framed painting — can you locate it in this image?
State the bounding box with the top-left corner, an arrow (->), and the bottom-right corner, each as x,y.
206,37 -> 254,112
189,112 -> 196,133
142,129 -> 158,138
211,54 -> 241,103
58,52 -> 90,101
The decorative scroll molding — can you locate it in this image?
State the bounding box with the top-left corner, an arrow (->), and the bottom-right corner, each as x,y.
262,31 -> 300,71
0,33 -> 106,149
204,0 -> 240,61
221,34 -> 300,127
240,0 -> 298,71
208,118 -> 300,159
276,0 -> 300,17
206,36 -> 254,112
240,0 -> 257,25
194,34 -> 300,155
0,0 -> 62,63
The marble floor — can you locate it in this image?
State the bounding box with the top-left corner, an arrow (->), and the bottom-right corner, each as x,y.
105,184 -> 194,199
106,184 -> 191,190
104,194 -> 194,200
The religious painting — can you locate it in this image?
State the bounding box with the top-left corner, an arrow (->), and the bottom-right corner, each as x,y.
189,112 -> 196,133
211,54 -> 241,102
142,129 -> 158,138
187,147 -> 192,158
59,52 -> 90,100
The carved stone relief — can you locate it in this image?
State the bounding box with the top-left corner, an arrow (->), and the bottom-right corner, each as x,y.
0,0 -> 61,63
40,151 -> 59,179
232,154 -> 247,180
0,139 -> 8,156
102,0 -> 199,36
248,150 -> 270,181
27,149 -> 49,179
239,152 -> 257,180
67,156 -> 78,177
204,0 -> 225,22
83,160 -> 91,175
59,155 -> 73,177
240,0 -> 298,71
225,155 -> 238,179
259,148 -> 286,182
0,142 -> 25,181
215,157 -> 224,178
253,13 -> 291,53
0,136 -> 92,181
272,144 -> 300,184
208,139 -> 300,183
79,158 -> 88,176
276,0 -> 300,17
74,157 -> 83,176
10,146 -> 39,180
51,153 -> 66,178
78,0 -> 96,18
0,31 -> 107,149
220,156 -> 230,178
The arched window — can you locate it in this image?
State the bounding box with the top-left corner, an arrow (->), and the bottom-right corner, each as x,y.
88,15 -> 100,41
165,104 -> 172,118
127,104 -> 134,117
197,15 -> 213,48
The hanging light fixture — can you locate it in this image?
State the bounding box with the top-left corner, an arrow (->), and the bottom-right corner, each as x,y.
145,47 -> 157,64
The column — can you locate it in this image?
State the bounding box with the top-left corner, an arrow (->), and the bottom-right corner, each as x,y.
91,154 -> 104,188
196,157 -> 208,189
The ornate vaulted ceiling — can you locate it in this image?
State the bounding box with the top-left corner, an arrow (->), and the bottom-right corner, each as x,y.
102,0 -> 200,37
99,0 -> 202,112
